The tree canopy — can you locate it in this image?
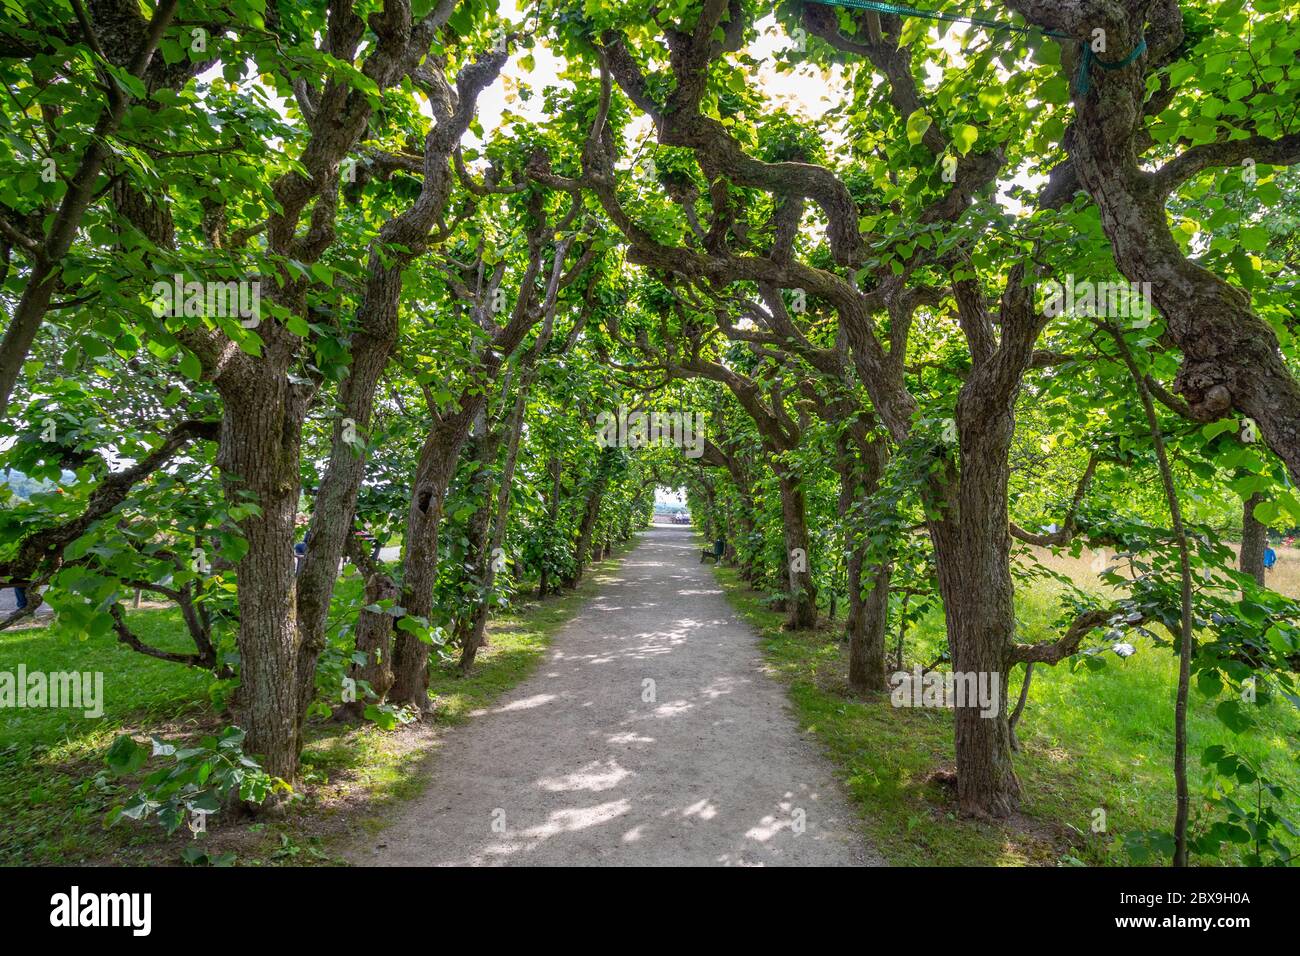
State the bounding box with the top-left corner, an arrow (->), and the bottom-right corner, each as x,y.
2,0 -> 1298,866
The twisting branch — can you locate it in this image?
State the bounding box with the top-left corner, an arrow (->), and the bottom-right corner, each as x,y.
109,603 -> 209,667
1153,133 -> 1300,197
0,418 -> 219,584
1009,452 -> 1099,546
1007,607 -> 1115,665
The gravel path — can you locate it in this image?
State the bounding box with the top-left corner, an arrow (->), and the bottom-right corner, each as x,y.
349,524 -> 879,866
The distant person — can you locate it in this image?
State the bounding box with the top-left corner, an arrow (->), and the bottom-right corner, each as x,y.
13,585 -> 27,610
1263,545 -> 1277,571
295,531 -> 311,571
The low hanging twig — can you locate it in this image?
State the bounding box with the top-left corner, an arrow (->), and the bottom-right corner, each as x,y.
1103,320 -> 1195,868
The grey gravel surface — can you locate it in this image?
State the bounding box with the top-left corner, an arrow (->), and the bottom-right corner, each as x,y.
349,524 -> 879,866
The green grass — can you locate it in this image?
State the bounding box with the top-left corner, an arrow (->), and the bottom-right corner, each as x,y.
0,609 -> 215,865
1,609 -> 213,752
315,547 -> 638,854
710,563 -> 1300,867
0,538 -> 639,866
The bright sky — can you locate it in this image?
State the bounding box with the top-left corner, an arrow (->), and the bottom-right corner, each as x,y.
655,487 -> 686,506
473,8 -> 1038,208
474,10 -> 849,141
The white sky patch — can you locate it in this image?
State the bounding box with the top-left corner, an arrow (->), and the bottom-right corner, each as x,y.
655,487 -> 685,506
210,5 -> 1044,250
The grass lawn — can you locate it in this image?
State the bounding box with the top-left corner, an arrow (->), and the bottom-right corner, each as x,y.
710,561 -> 1300,867
0,539 -> 638,866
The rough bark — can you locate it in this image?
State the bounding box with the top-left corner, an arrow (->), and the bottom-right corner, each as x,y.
293,269 -> 399,729
925,380 -> 1024,817
848,557 -> 891,694
1240,492 -> 1266,586
389,414 -> 475,710
216,357 -> 307,781
340,533 -> 399,718
921,268 -> 1042,818
838,437 -> 891,694
774,459 -> 817,630
1005,0 -> 1300,483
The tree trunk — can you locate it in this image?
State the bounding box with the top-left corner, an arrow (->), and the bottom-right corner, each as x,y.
1240,492 -> 1266,586
294,263 -> 399,730
732,499 -> 757,580
1036,32 -> 1300,484
1008,663 -> 1033,752
217,368 -> 306,781
927,400 -> 1020,818
456,395 -> 520,674
389,412 -> 480,711
342,558 -> 399,718
774,460 -> 817,629
463,465 -> 529,664
847,557 -> 891,694
933,527 -> 1019,818
564,473 -> 607,588
837,429 -> 890,693
538,453 -> 562,597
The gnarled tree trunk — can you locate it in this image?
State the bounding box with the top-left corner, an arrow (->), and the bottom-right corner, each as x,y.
926,389 -> 1021,819
217,356 -> 308,781
389,414 -> 477,711
1240,492 -> 1266,586
341,535 -> 400,718
774,459 -> 817,629
834,424 -> 891,694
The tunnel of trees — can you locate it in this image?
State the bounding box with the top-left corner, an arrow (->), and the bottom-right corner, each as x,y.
1,0 -> 1298,866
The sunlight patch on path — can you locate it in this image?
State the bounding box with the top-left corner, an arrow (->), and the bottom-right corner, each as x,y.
349,525 -> 879,866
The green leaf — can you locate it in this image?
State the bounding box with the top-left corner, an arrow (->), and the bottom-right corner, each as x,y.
951,124 -> 978,156
1253,499 -> 1280,524
179,349 -> 202,382
905,109 -> 932,146
106,735 -> 148,776
1240,226 -> 1270,251
1214,699 -> 1255,734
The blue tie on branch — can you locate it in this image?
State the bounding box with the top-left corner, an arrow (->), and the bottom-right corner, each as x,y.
803,0 -> 1147,96
1074,36 -> 1148,94
804,0 -> 1069,38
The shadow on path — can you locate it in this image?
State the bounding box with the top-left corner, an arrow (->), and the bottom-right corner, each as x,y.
348,525 -> 879,866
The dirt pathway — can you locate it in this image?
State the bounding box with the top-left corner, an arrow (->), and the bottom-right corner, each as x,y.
348,524 -> 879,866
